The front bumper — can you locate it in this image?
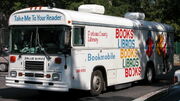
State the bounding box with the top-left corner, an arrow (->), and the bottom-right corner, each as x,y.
6,76 -> 69,92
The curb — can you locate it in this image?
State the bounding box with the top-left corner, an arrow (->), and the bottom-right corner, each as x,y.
132,88 -> 168,101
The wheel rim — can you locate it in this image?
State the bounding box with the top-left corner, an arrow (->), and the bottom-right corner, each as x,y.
92,75 -> 102,91
147,68 -> 153,81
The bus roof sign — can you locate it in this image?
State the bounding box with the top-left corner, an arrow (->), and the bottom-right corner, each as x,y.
9,12 -> 66,25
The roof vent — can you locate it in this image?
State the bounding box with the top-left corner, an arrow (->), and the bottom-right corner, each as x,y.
78,4 -> 105,14
124,12 -> 145,20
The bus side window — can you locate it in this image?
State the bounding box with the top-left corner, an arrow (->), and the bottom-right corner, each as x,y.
73,27 -> 84,46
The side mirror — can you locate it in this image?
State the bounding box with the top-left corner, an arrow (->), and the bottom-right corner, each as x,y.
64,29 -> 71,47
1,46 -> 9,56
64,28 -> 71,54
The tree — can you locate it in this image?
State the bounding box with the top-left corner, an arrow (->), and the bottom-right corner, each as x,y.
0,0 -> 179,39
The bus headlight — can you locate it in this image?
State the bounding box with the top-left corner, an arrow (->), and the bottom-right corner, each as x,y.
10,71 -> 17,77
52,73 -> 61,81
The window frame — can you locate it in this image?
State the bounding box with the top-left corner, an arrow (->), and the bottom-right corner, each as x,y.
72,26 -> 85,47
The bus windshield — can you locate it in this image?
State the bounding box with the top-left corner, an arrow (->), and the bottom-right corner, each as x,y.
10,26 -> 71,54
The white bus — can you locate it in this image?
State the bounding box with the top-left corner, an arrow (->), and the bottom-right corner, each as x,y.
6,4 -> 174,95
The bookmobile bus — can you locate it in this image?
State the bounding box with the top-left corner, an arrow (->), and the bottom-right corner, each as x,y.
6,4 -> 174,96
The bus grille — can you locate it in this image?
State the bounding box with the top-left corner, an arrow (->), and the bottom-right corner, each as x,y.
25,61 -> 44,71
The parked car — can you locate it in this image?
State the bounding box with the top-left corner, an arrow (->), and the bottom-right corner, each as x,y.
173,69 -> 180,84
143,69 -> 180,101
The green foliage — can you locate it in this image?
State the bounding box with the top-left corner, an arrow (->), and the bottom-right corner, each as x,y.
0,0 -> 180,39
11,2 -> 26,11
65,1 -> 84,10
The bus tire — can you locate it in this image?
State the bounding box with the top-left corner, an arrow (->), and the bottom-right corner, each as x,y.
145,67 -> 154,83
90,70 -> 104,96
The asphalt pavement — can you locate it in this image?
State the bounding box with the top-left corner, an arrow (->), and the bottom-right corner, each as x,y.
0,66 -> 179,101
0,72 -> 170,101
0,72 -> 7,88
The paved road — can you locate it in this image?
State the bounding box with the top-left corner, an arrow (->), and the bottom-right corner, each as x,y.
0,72 -> 7,88
0,72 -> 171,101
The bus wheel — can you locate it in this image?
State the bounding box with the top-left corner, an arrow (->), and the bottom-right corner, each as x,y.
145,67 -> 154,83
90,70 -> 104,96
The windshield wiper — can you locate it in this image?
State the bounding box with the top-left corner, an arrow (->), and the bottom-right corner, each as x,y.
36,28 -> 51,60
38,43 -> 51,60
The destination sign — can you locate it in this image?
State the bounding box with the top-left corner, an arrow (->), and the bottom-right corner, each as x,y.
9,12 -> 66,25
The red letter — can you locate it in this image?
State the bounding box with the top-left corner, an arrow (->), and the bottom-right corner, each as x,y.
125,68 -> 128,77
116,29 -> 119,38
129,68 -> 132,77
130,29 -> 134,39
138,67 -> 141,76
119,29 -> 123,38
